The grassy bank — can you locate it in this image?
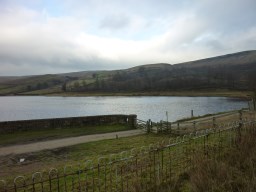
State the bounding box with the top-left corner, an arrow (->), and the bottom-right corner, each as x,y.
0,124 -> 132,146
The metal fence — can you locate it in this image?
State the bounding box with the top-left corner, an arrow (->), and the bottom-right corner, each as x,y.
1,111 -> 256,192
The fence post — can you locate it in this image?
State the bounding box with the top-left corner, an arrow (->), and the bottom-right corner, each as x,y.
213,117 -> 216,130
239,110 -> 243,123
147,119 -> 151,133
193,121 -> 196,134
237,110 -> 243,142
169,122 -> 172,134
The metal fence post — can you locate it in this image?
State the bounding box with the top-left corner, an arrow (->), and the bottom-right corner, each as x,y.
237,110 -> 243,143
169,122 -> 172,134
193,121 -> 196,134
147,119 -> 151,133
213,117 -> 216,131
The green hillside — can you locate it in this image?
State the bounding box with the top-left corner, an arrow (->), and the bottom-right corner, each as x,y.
0,50 -> 256,96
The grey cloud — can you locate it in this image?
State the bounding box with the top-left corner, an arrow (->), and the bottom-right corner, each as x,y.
197,0 -> 256,33
99,14 -> 130,30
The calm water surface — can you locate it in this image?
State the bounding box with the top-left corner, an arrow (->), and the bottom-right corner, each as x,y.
0,96 -> 248,122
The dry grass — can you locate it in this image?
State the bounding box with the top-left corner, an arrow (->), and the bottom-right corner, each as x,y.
189,129 -> 256,192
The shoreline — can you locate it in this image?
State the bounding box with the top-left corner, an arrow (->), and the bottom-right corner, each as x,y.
3,90 -> 252,99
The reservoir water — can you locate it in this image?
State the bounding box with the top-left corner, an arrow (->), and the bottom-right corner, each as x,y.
0,96 -> 248,122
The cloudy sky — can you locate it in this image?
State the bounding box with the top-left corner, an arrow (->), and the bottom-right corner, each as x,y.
0,0 -> 256,75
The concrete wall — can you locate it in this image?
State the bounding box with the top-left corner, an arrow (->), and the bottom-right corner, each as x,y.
0,114 -> 137,134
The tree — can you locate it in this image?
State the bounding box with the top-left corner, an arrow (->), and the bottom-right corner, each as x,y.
62,82 -> 67,91
92,73 -> 97,79
36,83 -> 42,89
74,81 -> 80,90
42,82 -> 49,89
82,80 -> 87,87
27,85 -> 32,91
138,67 -> 145,76
101,79 -> 106,90
95,76 -> 100,89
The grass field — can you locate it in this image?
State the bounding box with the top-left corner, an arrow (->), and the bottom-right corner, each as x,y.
0,133 -> 169,178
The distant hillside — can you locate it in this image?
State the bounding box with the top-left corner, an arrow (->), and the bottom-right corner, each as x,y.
0,76 -> 27,83
177,50 -> 256,68
0,50 -> 256,95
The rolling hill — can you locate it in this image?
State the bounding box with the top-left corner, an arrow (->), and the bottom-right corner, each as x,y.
0,50 -> 256,96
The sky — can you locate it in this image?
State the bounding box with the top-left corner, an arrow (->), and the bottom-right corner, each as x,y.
0,0 -> 256,76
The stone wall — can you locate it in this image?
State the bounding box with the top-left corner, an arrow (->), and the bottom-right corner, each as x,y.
0,114 -> 137,134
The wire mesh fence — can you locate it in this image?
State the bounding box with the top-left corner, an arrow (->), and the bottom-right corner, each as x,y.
1,110 -> 256,192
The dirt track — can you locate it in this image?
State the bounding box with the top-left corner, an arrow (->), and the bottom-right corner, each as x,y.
0,129 -> 145,156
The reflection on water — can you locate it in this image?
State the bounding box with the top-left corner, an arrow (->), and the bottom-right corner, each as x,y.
0,96 -> 248,122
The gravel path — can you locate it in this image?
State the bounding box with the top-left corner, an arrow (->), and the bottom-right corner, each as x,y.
0,129 -> 145,156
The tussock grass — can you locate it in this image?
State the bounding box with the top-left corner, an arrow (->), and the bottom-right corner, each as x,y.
189,130 -> 256,192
